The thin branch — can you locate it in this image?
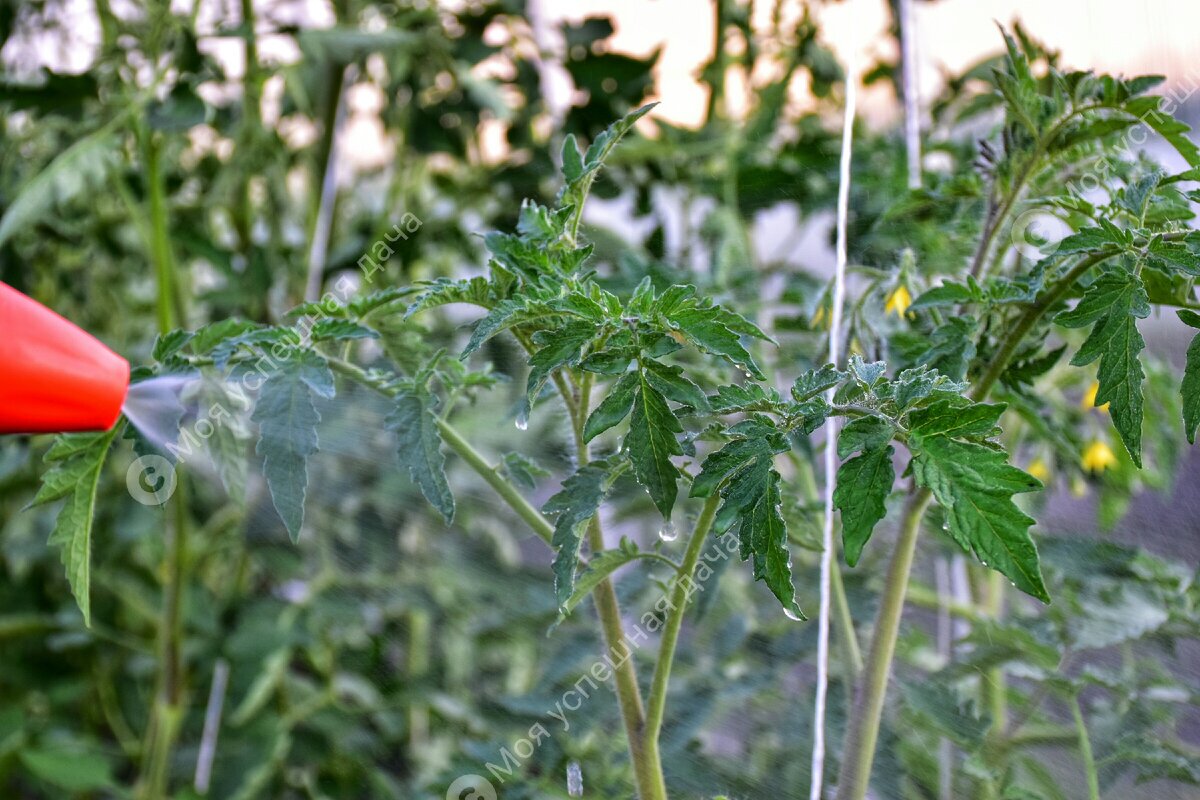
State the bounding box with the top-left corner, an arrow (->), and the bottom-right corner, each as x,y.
1070,696 -> 1101,800
644,494 -> 722,747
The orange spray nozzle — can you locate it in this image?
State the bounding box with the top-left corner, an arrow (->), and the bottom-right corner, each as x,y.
0,281 -> 130,434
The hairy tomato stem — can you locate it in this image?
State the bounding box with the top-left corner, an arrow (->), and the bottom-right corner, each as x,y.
835,487 -> 932,800
643,494 -> 722,764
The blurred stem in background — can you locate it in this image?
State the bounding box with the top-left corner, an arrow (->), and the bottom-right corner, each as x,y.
136,120 -> 191,799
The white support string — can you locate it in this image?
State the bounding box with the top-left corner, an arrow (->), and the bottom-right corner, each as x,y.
810,19 -> 857,800
900,0 -> 922,191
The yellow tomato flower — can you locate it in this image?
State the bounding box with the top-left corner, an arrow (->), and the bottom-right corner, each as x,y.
1081,439 -> 1117,473
885,284 -> 912,317
1081,380 -> 1109,412
1026,457 -> 1050,482
811,304 -> 829,330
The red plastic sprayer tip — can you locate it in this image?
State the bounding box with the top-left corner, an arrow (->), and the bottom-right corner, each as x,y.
0,281 -> 130,434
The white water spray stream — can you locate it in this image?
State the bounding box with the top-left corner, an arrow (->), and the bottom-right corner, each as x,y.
121,373 -> 196,453
810,17 -> 858,800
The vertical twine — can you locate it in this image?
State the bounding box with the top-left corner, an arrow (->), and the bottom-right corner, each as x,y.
810,15 -> 858,799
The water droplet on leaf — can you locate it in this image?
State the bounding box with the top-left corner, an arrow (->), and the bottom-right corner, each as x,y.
658,520 -> 678,542
782,606 -> 804,622
515,411 -> 529,431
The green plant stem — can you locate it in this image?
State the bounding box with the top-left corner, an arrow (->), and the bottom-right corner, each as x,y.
320,353 -> 557,544
643,494 -> 722,757
1070,696 -> 1101,800
982,570 -> 1008,732
972,250 -> 1115,399
1005,725 -> 1079,749
836,248 -> 1119,800
836,487 -> 932,800
433,420 -> 554,544
565,366 -> 662,800
136,129 -> 189,800
829,557 -> 863,675
143,132 -> 181,331
586,516 -> 662,800
905,582 -> 982,622
138,478 -> 190,800
236,0 -> 261,255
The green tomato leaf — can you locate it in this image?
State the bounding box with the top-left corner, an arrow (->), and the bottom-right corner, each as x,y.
387,385 -> 455,524
1145,237 -> 1200,277
583,371 -> 638,442
556,537 -> 640,620
558,103 -> 657,228
910,282 -> 978,310
834,443 -> 895,566
626,374 -> 683,518
890,366 -> 968,410
847,354 -> 887,388
1057,270 -> 1150,466
1135,96 -> 1200,166
582,102 -> 656,170
907,399 -> 1005,440
720,457 -> 803,618
500,452 -> 550,491
0,120 -> 120,248
151,329 -> 193,362
253,350 -> 335,541
708,383 -> 784,414
31,427 -> 119,626
460,298 -> 550,358
696,428 -> 801,616
910,433 -> 1049,602
642,359 -> 708,410
310,319 -> 378,342
902,682 -> 992,750
19,747 -> 115,793
691,434 -> 788,499
1054,224 -> 1128,256
406,276 -> 497,318
790,363 -> 846,402
836,417 -> 894,459
1179,309 -> 1200,443
665,305 -> 764,379
543,460 -> 616,607
560,133 -> 584,183
523,321 -> 596,419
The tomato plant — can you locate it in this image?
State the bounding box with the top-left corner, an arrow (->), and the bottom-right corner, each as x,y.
2,4 -> 1198,800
